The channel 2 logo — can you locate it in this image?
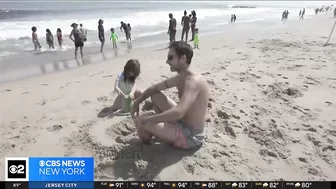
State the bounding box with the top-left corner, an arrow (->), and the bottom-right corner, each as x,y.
5,157 -> 29,181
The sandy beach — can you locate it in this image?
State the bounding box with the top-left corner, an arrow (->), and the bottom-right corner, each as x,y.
1,14 -> 336,181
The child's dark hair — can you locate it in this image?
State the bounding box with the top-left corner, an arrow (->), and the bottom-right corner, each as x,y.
46,29 -> 51,33
123,59 -> 140,84
110,27 -> 115,32
31,26 -> 37,32
57,28 -> 62,33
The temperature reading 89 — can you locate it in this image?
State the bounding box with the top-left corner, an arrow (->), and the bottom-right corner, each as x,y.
301,183 -> 312,188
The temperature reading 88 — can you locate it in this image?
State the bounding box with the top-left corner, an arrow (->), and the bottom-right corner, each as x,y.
208,182 -> 217,188
301,183 -> 312,188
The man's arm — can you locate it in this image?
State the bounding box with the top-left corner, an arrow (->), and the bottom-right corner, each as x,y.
147,77 -> 200,123
181,17 -> 184,26
134,75 -> 178,105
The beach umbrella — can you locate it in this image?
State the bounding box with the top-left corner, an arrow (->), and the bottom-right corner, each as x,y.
323,19 -> 336,46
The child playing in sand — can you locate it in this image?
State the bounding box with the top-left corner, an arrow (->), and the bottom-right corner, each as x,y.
31,26 -> 41,51
46,29 -> 54,49
110,59 -> 141,114
56,28 -> 63,48
110,28 -> 118,48
194,28 -> 199,49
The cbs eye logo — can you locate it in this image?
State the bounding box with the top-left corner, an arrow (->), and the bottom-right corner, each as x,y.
7,160 -> 26,179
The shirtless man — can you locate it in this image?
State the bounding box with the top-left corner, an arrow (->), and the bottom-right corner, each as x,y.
131,41 -> 209,149
181,10 -> 190,42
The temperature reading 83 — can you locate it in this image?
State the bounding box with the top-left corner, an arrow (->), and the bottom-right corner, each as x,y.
208,182 -> 217,188
302,183 -> 312,188
238,182 -> 248,188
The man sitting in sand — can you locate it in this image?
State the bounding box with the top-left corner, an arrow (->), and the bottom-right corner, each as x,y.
131,41 -> 209,149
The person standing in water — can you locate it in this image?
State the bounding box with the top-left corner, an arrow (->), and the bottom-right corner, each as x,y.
127,23 -> 132,41
181,10 -> 190,42
168,13 -> 177,43
120,21 -> 131,41
56,28 -> 63,48
79,23 -> 87,42
69,23 -> 84,59
190,10 -> 197,41
46,29 -> 54,49
31,26 -> 41,51
98,19 -> 105,52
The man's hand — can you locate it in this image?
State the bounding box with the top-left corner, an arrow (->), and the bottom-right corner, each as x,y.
131,101 -> 140,118
135,114 -> 151,128
129,94 -> 134,99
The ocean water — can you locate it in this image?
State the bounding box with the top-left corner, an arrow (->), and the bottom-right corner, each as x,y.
0,0 -> 335,60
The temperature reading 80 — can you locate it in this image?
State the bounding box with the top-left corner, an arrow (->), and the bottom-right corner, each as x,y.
302,183 -> 312,188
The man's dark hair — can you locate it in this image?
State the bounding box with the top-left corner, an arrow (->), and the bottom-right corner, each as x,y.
169,13 -> 173,18
184,10 -> 187,15
31,26 -> 37,32
80,23 -> 83,27
168,41 -> 193,65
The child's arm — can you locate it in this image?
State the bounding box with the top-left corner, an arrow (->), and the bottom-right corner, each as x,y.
114,75 -> 126,97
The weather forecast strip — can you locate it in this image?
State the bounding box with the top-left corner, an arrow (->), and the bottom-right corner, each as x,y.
1,181 -> 334,189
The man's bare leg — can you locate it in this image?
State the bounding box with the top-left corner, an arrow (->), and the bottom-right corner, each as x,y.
75,47 -> 78,59
80,46 -> 83,58
136,92 -> 178,144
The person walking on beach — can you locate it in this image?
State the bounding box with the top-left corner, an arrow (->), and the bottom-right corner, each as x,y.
69,23 -> 84,59
110,28 -> 118,49
56,28 -> 63,48
190,10 -> 197,41
131,41 -> 209,149
98,19 -> 105,52
120,21 -> 131,42
79,23 -> 87,42
299,9 -> 305,19
46,29 -> 54,49
168,13 -> 177,42
31,26 -> 41,51
181,10 -> 190,41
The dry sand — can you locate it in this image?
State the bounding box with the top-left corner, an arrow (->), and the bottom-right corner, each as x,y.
1,15 -> 336,181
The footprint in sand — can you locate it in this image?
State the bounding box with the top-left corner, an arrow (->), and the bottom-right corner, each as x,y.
47,125 -> 63,132
81,100 -> 90,105
97,96 -> 108,102
217,110 -> 230,119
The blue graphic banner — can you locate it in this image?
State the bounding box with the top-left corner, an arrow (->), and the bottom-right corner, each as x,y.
28,157 -> 94,182
29,181 -> 93,189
